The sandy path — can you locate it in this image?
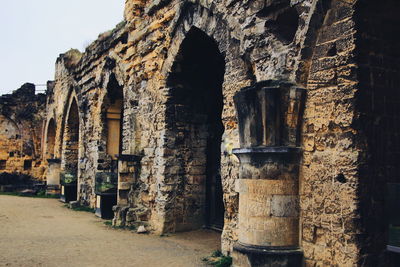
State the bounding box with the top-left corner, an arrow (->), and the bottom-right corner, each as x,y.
0,195 -> 220,267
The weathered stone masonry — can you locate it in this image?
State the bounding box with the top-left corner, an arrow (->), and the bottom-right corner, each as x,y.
0,83 -> 47,179
17,0 -> 400,266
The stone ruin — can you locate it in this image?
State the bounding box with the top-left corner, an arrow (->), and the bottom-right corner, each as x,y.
0,83 -> 47,182
1,0 -> 400,266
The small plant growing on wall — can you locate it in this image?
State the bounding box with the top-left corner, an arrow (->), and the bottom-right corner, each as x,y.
202,250 -> 232,267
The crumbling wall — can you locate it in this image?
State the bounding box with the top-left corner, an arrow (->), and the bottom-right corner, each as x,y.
49,0 -> 356,256
299,0 -> 363,265
44,0 -> 395,265
44,26 -> 130,206
120,0 -> 320,253
0,83 -> 47,179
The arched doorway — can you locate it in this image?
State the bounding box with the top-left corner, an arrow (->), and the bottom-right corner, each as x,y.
45,118 -> 61,194
165,27 -> 225,231
45,118 -> 56,159
96,74 -> 123,219
105,75 -> 123,162
61,98 -> 79,202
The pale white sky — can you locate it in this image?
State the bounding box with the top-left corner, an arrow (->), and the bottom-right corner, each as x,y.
0,0 -> 125,95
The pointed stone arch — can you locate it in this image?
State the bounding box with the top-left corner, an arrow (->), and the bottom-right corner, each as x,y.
102,73 -> 124,163
161,4 -> 230,82
158,24 -> 226,233
94,71 -> 125,219
60,92 -> 81,202
44,118 -> 56,159
294,0 -> 333,86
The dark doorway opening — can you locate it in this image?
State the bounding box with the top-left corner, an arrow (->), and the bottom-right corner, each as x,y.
167,27 -> 225,231
0,160 -> 6,170
65,99 -> 79,175
46,119 -> 56,159
61,99 -> 79,203
105,74 -> 124,163
23,160 -> 32,171
96,75 -> 123,219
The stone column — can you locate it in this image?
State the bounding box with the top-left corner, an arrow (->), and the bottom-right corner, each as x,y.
232,81 -> 306,267
46,158 -> 61,195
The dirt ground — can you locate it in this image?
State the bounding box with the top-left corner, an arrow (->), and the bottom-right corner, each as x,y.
0,195 -> 221,267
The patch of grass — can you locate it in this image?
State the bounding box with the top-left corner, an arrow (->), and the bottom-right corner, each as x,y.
0,192 -> 18,196
126,225 -> 137,231
70,206 -> 95,213
30,194 -> 59,199
213,256 -> 232,267
104,220 -> 113,226
211,250 -> 223,257
63,203 -> 95,213
203,250 -> 232,267
0,191 -> 59,199
103,221 -> 136,231
32,190 -> 59,198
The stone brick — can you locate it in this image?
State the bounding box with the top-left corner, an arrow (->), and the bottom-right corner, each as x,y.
0,0 -> 394,266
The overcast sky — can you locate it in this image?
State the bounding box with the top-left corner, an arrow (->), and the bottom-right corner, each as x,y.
0,0 -> 125,95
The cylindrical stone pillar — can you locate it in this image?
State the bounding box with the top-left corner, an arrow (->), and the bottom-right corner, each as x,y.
232,81 -> 306,267
235,147 -> 300,248
46,158 -> 61,195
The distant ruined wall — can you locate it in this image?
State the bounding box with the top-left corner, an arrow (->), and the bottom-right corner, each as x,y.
42,0 -> 397,265
0,83 -> 47,179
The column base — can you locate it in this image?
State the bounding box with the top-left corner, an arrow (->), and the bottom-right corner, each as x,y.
46,185 -> 60,196
232,243 -> 303,267
112,204 -> 129,226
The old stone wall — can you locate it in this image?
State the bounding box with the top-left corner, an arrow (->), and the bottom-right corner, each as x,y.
48,0 -> 321,246
119,0 -> 320,253
45,27 -> 130,206
41,0 -> 399,265
0,83 -> 47,179
299,0 -> 363,266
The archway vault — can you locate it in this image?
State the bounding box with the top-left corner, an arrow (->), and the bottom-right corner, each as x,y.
159,26 -> 226,233
45,118 -> 56,159
60,94 -> 80,203
161,3 -> 229,84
